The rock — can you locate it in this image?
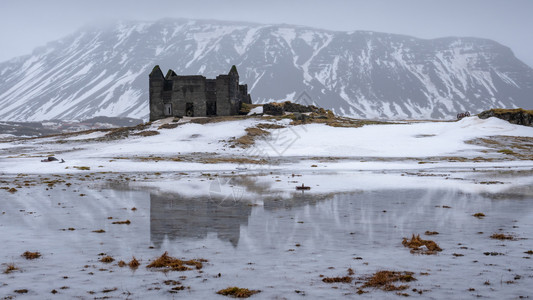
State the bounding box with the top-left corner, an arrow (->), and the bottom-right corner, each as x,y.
263,103 -> 284,115
478,108 -> 533,127
263,101 -> 320,116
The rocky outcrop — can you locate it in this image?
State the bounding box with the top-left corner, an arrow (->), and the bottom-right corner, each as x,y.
478,109 -> 533,127
262,103 -> 285,116
263,101 -> 321,116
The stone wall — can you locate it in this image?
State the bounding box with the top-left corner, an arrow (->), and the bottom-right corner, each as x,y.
172,76 -> 207,117
149,65 -> 251,120
149,66 -> 165,121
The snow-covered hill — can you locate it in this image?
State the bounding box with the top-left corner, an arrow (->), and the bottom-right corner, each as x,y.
0,18 -> 532,121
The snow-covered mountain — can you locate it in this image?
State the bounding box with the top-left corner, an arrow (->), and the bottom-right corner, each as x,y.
0,18 -> 532,121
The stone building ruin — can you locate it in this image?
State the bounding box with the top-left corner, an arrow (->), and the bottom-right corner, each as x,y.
149,65 -> 252,121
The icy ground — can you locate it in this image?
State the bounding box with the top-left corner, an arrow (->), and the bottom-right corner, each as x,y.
0,116 -> 532,298
0,171 -> 532,299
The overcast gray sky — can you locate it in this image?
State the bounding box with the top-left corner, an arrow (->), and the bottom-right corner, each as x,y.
1,0 -> 532,67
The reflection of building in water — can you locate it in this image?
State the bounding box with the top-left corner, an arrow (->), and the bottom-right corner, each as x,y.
150,193 -> 252,248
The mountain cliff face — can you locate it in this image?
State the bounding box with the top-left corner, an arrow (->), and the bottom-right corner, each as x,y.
0,18 -> 532,121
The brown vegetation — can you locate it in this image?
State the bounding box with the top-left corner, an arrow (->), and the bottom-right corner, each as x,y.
112,220 -> 131,225
4,263 -> 18,274
100,256 -> 114,263
490,233 -> 515,240
190,115 -> 249,125
158,123 -> 181,130
129,257 -> 140,269
92,229 -> 106,233
402,234 -> 442,254
233,127 -> 269,148
22,251 -> 41,260
73,166 -> 90,170
473,213 -> 485,218
255,123 -> 285,129
146,252 -> 206,271
361,270 -> 416,292
201,157 -> 267,165
135,130 -> 160,136
322,276 -> 353,283
424,231 -> 439,235
216,287 -> 261,298
117,260 -> 126,267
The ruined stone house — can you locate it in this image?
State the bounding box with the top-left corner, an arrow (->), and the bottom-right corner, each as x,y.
149,65 -> 252,121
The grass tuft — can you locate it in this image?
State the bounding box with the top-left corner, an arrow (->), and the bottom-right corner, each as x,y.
100,256 -> 114,263
216,287 -> 261,298
4,263 -> 18,274
322,276 -> 353,283
112,220 -> 131,225
361,270 -> 416,292
22,251 -> 41,260
402,234 -> 442,254
490,233 -> 515,240
129,257 -> 140,269
146,252 -> 205,271
473,213 -> 485,218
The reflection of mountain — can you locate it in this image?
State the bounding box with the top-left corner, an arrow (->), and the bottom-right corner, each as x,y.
150,192 -> 252,247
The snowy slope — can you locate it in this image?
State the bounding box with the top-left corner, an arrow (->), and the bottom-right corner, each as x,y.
0,18 -> 532,121
1,116 -> 533,175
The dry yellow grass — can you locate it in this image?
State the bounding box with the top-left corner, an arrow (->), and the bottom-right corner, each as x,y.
129,257 -> 140,269
146,252 -> 206,271
361,270 -> 416,292
322,276 -> 353,283
402,234 -> 442,254
100,256 -> 114,263
112,220 -> 131,225
216,287 -> 261,298
4,263 -> 18,274
490,233 -> 515,240
233,127 -> 270,148
255,123 -> 285,129
135,130 -> 160,136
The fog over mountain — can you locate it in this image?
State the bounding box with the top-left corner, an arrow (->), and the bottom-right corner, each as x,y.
0,18 -> 532,121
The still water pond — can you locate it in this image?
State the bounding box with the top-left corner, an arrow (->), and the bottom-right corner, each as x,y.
1,174 -> 532,299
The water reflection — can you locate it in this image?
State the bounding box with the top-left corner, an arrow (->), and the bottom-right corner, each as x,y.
149,188 -> 335,248
150,192 -> 252,247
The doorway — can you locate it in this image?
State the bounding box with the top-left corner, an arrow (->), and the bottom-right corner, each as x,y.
186,103 -> 194,117
164,103 -> 172,116
206,101 -> 216,116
